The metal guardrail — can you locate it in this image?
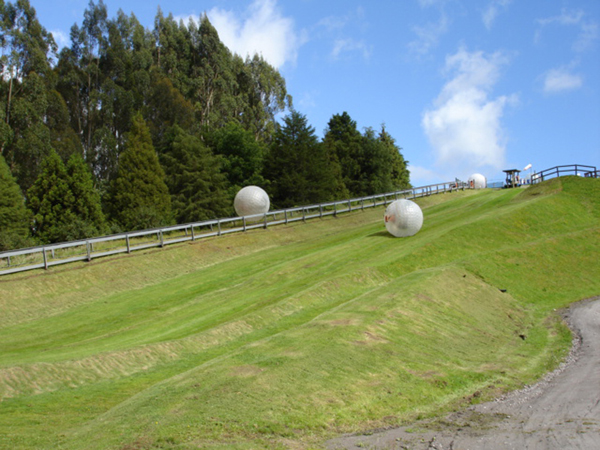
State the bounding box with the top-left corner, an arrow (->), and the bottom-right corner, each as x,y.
532,164 -> 598,183
0,180 -> 468,276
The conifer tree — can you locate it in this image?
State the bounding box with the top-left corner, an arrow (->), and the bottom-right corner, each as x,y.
65,153 -> 107,236
106,114 -> 172,230
0,154 -> 32,250
265,110 -> 347,208
26,150 -> 76,243
323,112 -> 364,197
161,127 -> 230,223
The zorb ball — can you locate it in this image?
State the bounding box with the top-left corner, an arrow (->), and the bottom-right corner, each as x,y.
234,185 -> 270,217
384,199 -> 423,237
468,173 -> 487,189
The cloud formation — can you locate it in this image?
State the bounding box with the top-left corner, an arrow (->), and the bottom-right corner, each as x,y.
542,67 -> 583,93
482,0 -> 512,30
408,14 -> 449,56
422,48 -> 516,176
206,0 -> 301,68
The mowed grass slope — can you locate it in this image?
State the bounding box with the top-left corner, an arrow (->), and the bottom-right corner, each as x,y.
1,176 -> 598,449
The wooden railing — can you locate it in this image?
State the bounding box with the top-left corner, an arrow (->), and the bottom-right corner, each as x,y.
532,164 -> 598,183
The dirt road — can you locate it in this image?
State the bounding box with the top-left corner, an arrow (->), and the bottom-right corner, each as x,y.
327,297 -> 600,450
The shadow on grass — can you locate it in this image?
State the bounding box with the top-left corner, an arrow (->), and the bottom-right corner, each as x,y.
368,231 -> 396,238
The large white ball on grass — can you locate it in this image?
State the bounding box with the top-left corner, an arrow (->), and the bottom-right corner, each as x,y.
384,199 -> 423,237
468,173 -> 487,189
234,186 -> 270,217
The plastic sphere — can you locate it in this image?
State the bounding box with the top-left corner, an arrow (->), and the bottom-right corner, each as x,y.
468,173 -> 487,189
384,199 -> 423,237
234,186 -> 270,217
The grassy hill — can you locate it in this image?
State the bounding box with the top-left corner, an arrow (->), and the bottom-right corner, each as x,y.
1,176 -> 598,449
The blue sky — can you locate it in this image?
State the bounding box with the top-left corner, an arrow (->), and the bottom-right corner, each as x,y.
28,0 -> 600,186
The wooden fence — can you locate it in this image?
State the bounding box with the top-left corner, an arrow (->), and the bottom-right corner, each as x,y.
532,164 -> 598,183
0,181 -> 467,276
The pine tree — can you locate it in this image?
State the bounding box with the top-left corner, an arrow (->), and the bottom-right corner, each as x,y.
323,112 -> 364,197
161,127 -> 230,223
106,114 -> 172,230
26,150 -> 76,243
0,154 -> 32,250
265,110 -> 347,208
65,153 -> 107,237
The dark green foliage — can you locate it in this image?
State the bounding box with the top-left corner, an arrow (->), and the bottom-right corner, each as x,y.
0,1 -> 411,239
323,113 -> 411,197
161,127 -> 231,223
26,149 -> 107,244
0,154 -> 32,250
264,110 -> 348,208
65,153 -> 107,236
323,112 -> 364,197
106,115 -> 172,230
209,122 -> 267,193
26,150 -> 75,243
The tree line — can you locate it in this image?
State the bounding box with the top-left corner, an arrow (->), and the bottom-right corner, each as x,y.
0,0 -> 410,251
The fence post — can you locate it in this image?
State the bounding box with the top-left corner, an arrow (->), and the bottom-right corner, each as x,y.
126,234 -> 131,253
264,214 -> 268,229
284,209 -> 288,224
334,202 -> 337,216
218,219 -> 222,236
159,230 -> 164,247
86,241 -> 92,262
319,205 -> 323,218
43,248 -> 48,270
191,225 -> 195,241
7,256 -> 10,267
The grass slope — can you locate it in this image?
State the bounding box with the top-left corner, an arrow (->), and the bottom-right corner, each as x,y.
1,176 -> 598,449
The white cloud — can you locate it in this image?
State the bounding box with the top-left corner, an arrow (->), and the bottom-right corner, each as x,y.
537,8 -> 584,27
482,0 -> 512,30
331,38 -> 371,60
408,165 -> 447,186
542,68 -> 583,93
536,8 -> 598,52
408,14 -> 449,56
50,29 -> 70,50
422,48 -> 516,176
206,0 -> 302,68
573,21 -> 599,52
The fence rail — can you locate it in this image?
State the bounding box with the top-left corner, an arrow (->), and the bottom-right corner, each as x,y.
0,180 -> 467,276
532,164 -> 598,183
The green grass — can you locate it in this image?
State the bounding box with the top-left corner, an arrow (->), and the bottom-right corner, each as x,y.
1,176 -> 599,449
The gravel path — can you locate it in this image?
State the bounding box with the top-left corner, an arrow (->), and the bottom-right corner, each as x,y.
327,296 -> 600,450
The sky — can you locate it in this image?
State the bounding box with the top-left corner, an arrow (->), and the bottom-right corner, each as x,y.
27,0 -> 600,186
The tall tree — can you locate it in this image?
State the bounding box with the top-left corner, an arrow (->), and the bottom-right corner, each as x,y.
65,153 -> 107,237
208,122 -> 267,194
322,112 -> 364,197
26,149 -> 76,243
378,125 -> 410,189
106,114 -> 172,230
161,126 -> 230,223
0,153 -> 31,250
0,0 -> 57,190
264,110 -> 347,208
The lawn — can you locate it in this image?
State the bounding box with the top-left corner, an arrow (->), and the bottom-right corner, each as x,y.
1,176 -> 598,449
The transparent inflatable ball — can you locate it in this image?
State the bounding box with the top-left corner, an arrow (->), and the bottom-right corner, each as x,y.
384,199 -> 423,237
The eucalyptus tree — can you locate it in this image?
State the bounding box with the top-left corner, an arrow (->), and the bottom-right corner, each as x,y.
0,0 -> 57,190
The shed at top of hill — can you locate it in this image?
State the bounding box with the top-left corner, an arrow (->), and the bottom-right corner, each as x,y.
503,169 -> 521,188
